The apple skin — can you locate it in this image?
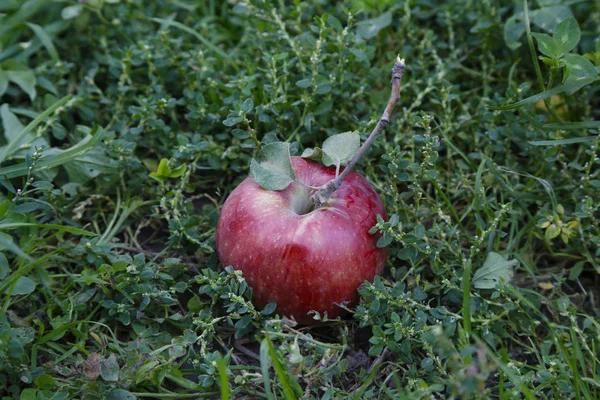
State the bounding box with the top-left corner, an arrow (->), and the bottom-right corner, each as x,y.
216,157 -> 388,324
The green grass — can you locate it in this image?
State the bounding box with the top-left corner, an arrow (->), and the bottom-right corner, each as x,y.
0,0 -> 599,399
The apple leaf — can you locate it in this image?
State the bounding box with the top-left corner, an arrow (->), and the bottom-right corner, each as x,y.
250,142 -> 296,191
322,131 -> 360,170
301,147 -> 323,160
472,252 -> 517,290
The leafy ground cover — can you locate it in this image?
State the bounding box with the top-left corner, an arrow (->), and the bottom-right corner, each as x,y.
1,0 -> 599,398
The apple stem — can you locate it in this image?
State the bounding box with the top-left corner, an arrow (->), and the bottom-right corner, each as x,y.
311,56 -> 406,208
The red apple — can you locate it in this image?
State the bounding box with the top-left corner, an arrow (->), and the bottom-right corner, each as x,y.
216,156 -> 388,323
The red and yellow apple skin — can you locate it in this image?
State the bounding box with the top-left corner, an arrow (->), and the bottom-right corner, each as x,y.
216,157 -> 388,323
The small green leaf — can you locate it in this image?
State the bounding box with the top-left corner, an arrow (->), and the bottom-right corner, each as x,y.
0,252 -> 8,279
532,6 -> 572,32
356,12 -> 392,40
327,14 -> 343,32
553,17 -> 580,56
12,276 -> 37,295
262,302 -> 277,315
156,158 -> 171,176
101,353 -> 120,382
107,389 -> 136,400
249,142 -> 296,191
472,252 -> 517,289
19,389 -> 37,400
301,147 -> 323,160
0,72 -> 8,97
322,131 -> 360,170
0,232 -> 30,260
295,79 -> 310,88
531,32 -> 559,58
528,137 -> 595,146
504,14 -> 525,50
61,4 -> 83,20
27,22 -> 60,62
168,163 -> 187,178
545,224 -> 561,240
313,100 -> 333,116
35,374 -> 55,390
562,54 -> 597,95
7,69 -> 36,101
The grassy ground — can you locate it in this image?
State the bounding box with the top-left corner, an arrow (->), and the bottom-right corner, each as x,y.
1,0 -> 599,399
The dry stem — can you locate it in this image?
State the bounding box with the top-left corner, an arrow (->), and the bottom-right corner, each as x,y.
311,56 -> 406,208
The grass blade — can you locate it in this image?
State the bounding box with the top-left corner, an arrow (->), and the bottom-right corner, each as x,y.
542,121 -> 600,131
26,22 -> 59,62
528,137 -> 596,146
263,334 -> 299,400
260,338 -> 275,400
0,223 -> 95,236
217,355 -> 230,399
0,94 -> 73,165
0,125 -> 104,178
488,83 -> 573,111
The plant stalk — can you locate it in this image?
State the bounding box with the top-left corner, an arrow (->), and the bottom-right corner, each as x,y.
311,56 -> 406,207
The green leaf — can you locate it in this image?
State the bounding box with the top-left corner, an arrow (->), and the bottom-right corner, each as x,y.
472,252 -> 517,289
0,232 -> 30,260
35,374 -> 55,390
488,82 -> 578,111
27,23 -> 59,62
107,389 -> 136,400
562,54 -> 597,95
6,69 -> 36,101
217,355 -> 230,400
151,18 -> 238,72
528,137 -> 595,146
168,163 -> 187,178
0,94 -> 72,165
1,104 -> 26,144
356,12 -> 392,40
19,389 -> 38,400
260,338 -> 275,400
0,252 -> 8,279
300,147 -> 323,160
157,158 -> 171,175
327,14 -> 343,32
553,17 -> 580,56
61,4 -> 83,20
531,33 -> 559,58
545,224 -> 561,240
263,335 -> 300,400
0,223 -> 95,236
12,276 -> 36,295
504,14 -> 525,50
0,72 -> 8,97
321,131 -> 360,170
261,302 -> 277,315
0,126 -> 105,179
541,121 -> 600,131
61,145 -> 117,183
249,142 -> 296,191
532,6 -> 572,32
101,353 -> 120,382
295,79 -> 310,88
313,100 -> 333,116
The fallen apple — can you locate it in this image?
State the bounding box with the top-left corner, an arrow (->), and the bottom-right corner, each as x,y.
216,156 -> 388,323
